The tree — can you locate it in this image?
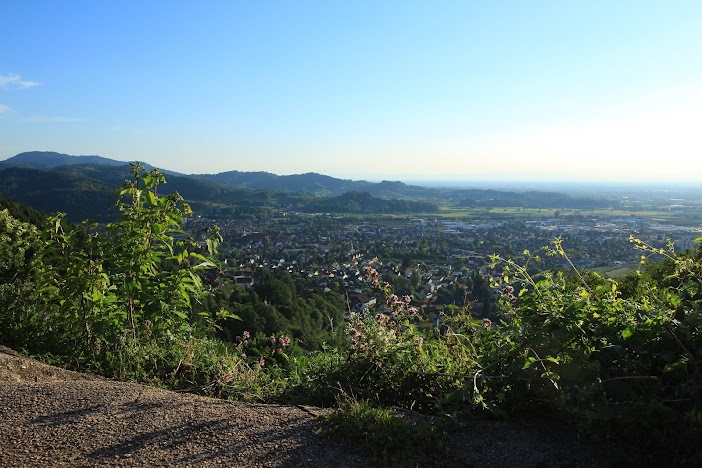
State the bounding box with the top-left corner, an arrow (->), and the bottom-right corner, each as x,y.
33,164 -> 230,366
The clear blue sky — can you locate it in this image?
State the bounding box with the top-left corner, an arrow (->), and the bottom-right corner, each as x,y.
1,1 -> 701,182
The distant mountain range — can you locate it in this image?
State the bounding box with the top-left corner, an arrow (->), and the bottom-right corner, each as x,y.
1,152 -> 434,198
2,151 -> 127,168
0,151 -> 610,221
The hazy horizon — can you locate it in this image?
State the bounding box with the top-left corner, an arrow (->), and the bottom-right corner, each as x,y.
2,2 -> 702,182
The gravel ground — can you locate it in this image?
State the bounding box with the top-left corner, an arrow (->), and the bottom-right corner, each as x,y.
0,347 -> 614,467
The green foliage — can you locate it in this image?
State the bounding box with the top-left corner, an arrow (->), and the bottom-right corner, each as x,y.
301,191 -> 439,214
0,165 -> 239,388
2,170 -> 701,463
324,398 -> 447,465
221,270 -> 346,351
0,209 -> 46,349
0,191 -> 48,227
277,242 -> 701,463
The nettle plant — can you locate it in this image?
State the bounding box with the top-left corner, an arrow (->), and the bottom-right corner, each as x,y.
39,164 -> 234,366
338,265 -> 492,411
336,236 -> 700,459
487,235 -> 702,458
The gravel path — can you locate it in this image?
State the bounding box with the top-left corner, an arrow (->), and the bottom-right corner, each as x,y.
0,347 -> 614,467
0,348 -> 369,467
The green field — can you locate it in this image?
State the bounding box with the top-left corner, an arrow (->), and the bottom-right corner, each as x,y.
431,205 -> 702,226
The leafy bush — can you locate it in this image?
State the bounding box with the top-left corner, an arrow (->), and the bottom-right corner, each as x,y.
0,164 -> 238,388
283,241 -> 702,463
0,209 -> 46,349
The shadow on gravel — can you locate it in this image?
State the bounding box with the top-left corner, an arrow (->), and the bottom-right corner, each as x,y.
87,419 -> 232,460
31,405 -> 104,427
85,413 -> 326,465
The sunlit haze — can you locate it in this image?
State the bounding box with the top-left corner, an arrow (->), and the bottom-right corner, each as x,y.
1,1 -> 701,182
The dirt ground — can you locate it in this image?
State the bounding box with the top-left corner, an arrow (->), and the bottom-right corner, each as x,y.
0,346 -> 614,467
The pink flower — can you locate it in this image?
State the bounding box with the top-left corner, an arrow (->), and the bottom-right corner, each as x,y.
364,267 -> 379,280
375,313 -> 389,325
279,335 -> 291,347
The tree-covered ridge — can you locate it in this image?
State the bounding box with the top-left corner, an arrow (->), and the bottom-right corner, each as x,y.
0,191 -> 48,227
300,191 -> 439,214
0,151 -> 615,215
0,165 -> 439,221
0,166 -> 118,222
1,151 -> 127,168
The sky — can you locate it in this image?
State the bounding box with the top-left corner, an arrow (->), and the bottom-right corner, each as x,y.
1,1 -> 701,182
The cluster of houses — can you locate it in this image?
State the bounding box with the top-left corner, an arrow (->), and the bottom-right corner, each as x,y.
190,211 -> 699,317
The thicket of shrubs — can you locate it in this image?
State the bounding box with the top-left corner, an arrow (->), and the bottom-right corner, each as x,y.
1,168 -> 700,464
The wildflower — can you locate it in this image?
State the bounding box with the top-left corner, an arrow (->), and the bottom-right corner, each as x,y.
258,357 -> 265,367
364,266 -> 379,280
240,353 -> 247,359
483,318 -> 492,328
403,295 -> 411,304
269,335 -> 276,345
242,331 -> 251,340
413,336 -> 424,346
279,335 -> 291,347
501,285 -> 516,301
375,313 -> 389,325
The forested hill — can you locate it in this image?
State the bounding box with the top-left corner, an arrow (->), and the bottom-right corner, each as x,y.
300,191 -> 439,214
0,166 -> 117,222
0,165 -> 437,221
1,151 -> 126,169
1,152 -> 435,198
0,191 -> 48,227
0,165 -> 286,222
0,151 -> 186,176
194,170 -> 439,198
0,151 -> 613,220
